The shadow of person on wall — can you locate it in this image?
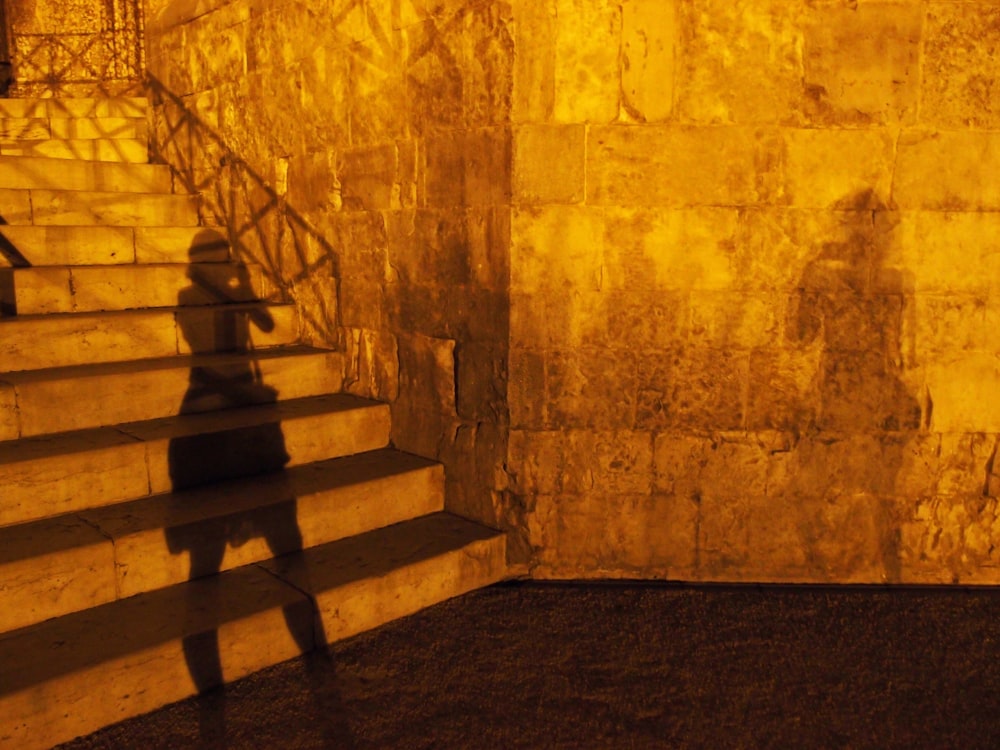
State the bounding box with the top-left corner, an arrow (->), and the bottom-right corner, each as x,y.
785,192 -> 921,582
166,229 -> 327,740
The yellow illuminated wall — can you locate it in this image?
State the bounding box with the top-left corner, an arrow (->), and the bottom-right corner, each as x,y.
51,0 -> 1000,583
509,0 -> 1000,583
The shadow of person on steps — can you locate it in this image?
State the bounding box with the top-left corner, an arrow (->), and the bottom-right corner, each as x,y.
165,229 -> 339,742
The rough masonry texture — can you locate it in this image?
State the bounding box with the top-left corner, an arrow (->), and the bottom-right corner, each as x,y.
142,0 -> 516,566
6,0 -> 144,96
509,0 -> 1000,583
21,0 -> 1000,583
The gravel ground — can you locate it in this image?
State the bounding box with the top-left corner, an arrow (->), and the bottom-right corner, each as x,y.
60,582 -> 1000,749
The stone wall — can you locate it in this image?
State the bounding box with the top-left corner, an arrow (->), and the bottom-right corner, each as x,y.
508,0 -> 1000,583
7,0 -> 143,95
143,0 -> 515,557
141,0 -> 1000,584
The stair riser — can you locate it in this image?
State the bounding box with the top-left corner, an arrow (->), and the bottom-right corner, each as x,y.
0,139 -> 149,162
0,117 -> 147,141
307,533 -> 506,642
3,350 -> 344,438
0,569 -> 307,750
0,304 -> 297,371
0,157 -> 168,192
0,226 -> 230,267
0,517 -> 117,634
0,189 -> 199,226
113,463 -> 446,599
0,461 -> 444,631
0,402 -> 391,527
0,98 -> 148,119
2,263 -> 277,316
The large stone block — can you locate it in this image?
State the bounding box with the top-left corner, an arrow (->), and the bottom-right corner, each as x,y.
936,433 -> 997,498
601,207 -> 741,290
801,2 -> 920,125
527,492 -> 656,576
458,2 -> 515,127
688,290 -> 781,349
508,430 -> 565,495
756,490 -> 895,583
511,0 -> 556,122
778,128 -> 895,209
547,348 -> 638,429
900,494 -> 1000,584
893,130 -> 1000,211
587,126 -> 764,206
387,208 -> 508,289
621,0 -> 677,122
551,0 -> 621,123
396,332 -> 458,415
922,3 -> 1000,129
777,434 -> 915,500
338,142 -> 398,210
734,208 -> 875,292
878,211 -> 1000,296
674,0 -> 804,125
425,127 -> 511,207
636,348 -> 748,431
746,347 -> 821,432
513,124 -> 585,204
926,354 -> 1000,433
508,347 -> 546,429
511,206 -> 604,294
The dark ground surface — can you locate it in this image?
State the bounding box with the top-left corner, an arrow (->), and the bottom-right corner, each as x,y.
59,581 -> 1000,749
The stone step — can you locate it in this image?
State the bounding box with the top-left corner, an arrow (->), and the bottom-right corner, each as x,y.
0,226 -> 229,268
0,393 -> 391,527
0,261 -> 278,316
0,188 -> 199,226
0,117 -> 147,142
0,511 -> 505,750
0,138 -> 149,162
0,156 -> 169,192
0,449 -> 444,632
0,97 -> 147,119
0,302 -> 298,371
0,346 -> 345,439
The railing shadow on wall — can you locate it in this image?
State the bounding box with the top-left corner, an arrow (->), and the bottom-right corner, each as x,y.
145,74 -> 343,351
3,0 -> 144,98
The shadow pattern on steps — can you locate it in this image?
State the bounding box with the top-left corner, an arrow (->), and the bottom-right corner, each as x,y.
166,231 -> 328,739
0,218 -> 27,316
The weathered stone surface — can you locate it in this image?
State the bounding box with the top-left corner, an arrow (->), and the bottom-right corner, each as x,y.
778,128 -> 895,209
636,348 -> 748,431
926,354 -> 1000,433
621,0 -> 676,123
674,0 -> 803,125
140,0 -> 1000,587
879,211 -> 1000,297
425,127 -> 511,208
513,124 -> 584,204
587,126 -> 765,206
0,516 -> 116,632
801,2 -> 921,126
511,0 -> 556,122
922,3 -> 1000,129
894,130 -> 1000,211
551,0 -> 621,123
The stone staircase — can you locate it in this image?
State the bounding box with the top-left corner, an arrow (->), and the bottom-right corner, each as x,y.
0,97 -> 507,750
